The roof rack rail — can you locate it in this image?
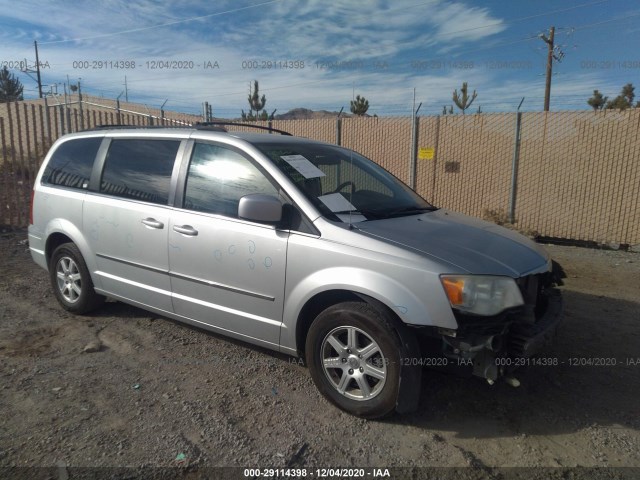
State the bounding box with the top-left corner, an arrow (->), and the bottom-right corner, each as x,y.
194,121 -> 292,136
86,124 -> 198,131
84,122 -> 291,135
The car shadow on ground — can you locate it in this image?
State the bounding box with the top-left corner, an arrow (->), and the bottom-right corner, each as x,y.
402,290 -> 640,438
91,298 -> 298,363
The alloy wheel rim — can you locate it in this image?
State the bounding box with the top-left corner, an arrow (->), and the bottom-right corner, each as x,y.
55,256 -> 82,304
321,326 -> 387,401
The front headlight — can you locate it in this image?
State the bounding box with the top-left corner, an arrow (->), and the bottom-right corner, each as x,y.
440,275 -> 524,316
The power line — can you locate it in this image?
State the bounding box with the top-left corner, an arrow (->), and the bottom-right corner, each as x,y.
571,11 -> 640,31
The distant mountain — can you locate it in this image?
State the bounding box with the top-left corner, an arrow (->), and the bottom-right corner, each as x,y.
274,108 -> 353,120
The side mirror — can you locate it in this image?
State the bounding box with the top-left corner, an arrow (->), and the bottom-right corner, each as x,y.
238,194 -> 283,224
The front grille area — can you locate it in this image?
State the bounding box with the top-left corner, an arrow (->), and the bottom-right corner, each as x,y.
453,310 -> 513,337
517,266 -> 563,320
508,288 -> 563,357
451,270 -> 563,358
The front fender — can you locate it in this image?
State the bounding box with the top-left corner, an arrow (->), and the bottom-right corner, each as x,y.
280,266 -> 457,351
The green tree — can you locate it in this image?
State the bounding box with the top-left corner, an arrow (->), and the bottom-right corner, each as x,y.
350,94 -> 369,116
605,83 -> 636,110
606,96 -> 630,110
0,66 -> 24,103
246,80 -> 266,121
587,90 -> 607,110
452,82 -> 477,114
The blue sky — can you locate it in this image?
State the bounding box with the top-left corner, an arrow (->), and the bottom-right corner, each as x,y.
1,0 -> 639,117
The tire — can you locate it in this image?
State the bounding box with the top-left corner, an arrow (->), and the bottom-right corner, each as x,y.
305,301 -> 404,419
49,243 -> 105,314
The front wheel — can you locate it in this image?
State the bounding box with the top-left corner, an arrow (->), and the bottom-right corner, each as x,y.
49,243 -> 105,314
305,301 -> 404,419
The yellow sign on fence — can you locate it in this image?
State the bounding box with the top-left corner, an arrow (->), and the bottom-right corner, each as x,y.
418,147 -> 434,160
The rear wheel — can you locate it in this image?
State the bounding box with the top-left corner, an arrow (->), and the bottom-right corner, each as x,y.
305,301 -> 403,418
50,243 -> 104,314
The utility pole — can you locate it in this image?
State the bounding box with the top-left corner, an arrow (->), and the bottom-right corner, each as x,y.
123,76 -> 128,102
540,26 -> 564,111
116,91 -> 124,124
34,41 -> 43,98
63,82 -> 70,133
78,79 -> 84,130
541,26 -> 555,111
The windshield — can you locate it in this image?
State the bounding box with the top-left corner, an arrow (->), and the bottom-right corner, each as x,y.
254,142 -> 435,222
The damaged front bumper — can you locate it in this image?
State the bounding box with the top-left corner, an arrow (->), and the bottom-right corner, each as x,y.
416,286 -> 563,384
508,288 -> 563,357
447,288 -> 563,382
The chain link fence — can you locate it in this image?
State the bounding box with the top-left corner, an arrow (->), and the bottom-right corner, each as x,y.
515,111 -> 640,244
416,113 -> 515,220
1,100 -> 638,246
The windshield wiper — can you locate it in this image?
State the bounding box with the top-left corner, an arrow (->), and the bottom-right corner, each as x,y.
381,206 -> 438,218
332,208 -> 384,220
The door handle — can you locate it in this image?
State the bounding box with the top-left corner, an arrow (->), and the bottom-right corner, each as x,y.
173,225 -> 198,236
141,218 -> 164,229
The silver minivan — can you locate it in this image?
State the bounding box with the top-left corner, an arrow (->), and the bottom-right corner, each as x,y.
29,125 -> 563,418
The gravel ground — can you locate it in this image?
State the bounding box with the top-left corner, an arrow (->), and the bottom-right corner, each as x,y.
0,229 -> 638,479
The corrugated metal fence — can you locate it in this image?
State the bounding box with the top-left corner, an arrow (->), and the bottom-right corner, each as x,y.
1,101 -> 639,245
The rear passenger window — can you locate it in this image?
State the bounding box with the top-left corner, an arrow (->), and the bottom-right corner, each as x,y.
184,143 -> 278,217
100,139 -> 180,205
41,137 -> 102,189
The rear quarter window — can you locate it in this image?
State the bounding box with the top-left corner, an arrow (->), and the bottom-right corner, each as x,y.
100,139 -> 180,205
41,137 -> 102,189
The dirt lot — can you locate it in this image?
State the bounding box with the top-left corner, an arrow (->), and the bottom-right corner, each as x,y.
0,228 -> 639,479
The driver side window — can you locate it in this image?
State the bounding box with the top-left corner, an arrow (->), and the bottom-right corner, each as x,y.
183,143 -> 278,218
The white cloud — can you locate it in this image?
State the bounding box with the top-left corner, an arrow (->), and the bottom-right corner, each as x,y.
2,0 -> 633,117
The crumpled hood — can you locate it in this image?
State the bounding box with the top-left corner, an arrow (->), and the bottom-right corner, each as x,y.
354,209 -> 550,277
